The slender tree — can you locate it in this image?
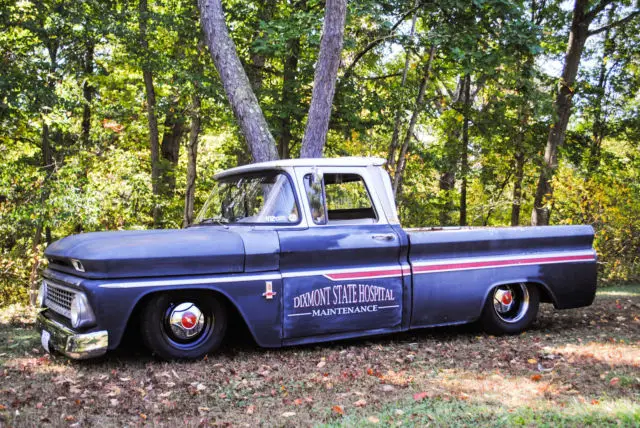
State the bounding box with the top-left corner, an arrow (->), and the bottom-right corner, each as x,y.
531,0 -> 640,225
392,46 -> 436,197
299,0 -> 347,158
198,0 -> 278,162
198,0 -> 348,161
139,0 -> 162,225
183,93 -> 202,227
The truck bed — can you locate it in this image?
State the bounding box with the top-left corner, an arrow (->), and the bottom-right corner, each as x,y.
404,225 -> 597,328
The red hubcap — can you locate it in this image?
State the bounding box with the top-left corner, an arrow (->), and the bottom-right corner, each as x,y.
501,292 -> 513,305
181,312 -> 197,328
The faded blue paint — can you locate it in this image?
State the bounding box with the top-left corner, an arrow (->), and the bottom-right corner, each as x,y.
39,162 -> 598,358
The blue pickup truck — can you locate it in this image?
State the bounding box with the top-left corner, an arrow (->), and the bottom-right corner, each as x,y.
36,157 -> 597,360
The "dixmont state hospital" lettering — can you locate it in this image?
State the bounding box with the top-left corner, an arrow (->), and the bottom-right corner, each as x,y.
293,284 -> 395,309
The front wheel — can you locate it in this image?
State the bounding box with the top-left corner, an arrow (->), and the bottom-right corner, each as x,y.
480,283 -> 539,335
140,292 -> 227,360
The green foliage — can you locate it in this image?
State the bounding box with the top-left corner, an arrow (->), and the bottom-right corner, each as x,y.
1,0 -> 640,304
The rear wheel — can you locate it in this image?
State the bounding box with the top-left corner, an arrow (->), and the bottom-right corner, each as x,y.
480,283 -> 539,335
140,292 -> 227,360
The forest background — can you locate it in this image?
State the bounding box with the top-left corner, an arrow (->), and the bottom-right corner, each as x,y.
1,0 -> 640,305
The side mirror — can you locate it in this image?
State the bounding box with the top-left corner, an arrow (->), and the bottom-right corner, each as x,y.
305,168 -> 327,225
310,168 -> 323,187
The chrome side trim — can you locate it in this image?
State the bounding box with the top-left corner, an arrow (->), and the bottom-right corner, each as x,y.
410,250 -> 595,268
100,272 -> 281,289
411,250 -> 596,274
36,311 -> 108,359
282,264 -> 404,279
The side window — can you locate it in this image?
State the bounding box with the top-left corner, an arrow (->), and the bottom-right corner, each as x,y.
324,173 -> 377,222
303,174 -> 327,224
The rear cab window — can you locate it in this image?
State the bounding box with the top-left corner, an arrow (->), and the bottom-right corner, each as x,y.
304,172 -> 377,225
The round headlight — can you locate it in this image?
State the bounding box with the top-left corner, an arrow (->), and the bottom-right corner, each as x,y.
36,281 -> 47,308
70,293 -> 96,329
70,296 -> 81,327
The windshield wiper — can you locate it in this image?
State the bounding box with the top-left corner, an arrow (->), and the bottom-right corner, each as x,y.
198,217 -> 229,226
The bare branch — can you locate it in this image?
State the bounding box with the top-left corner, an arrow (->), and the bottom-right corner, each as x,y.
359,72 -> 403,81
588,10 -> 640,36
342,3 -> 424,80
585,0 -> 613,22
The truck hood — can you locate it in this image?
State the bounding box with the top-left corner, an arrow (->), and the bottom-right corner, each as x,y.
44,227 -> 245,279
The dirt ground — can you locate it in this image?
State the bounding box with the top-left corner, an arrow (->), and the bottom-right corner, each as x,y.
0,285 -> 638,427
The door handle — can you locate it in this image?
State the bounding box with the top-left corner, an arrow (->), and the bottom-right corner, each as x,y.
371,234 -> 395,241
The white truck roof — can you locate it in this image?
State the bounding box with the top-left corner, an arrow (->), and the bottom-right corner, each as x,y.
214,157 -> 386,179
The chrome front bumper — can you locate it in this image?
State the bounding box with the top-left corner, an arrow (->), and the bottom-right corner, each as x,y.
36,311 -> 108,359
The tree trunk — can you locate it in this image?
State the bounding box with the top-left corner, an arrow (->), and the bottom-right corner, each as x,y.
587,6 -> 615,174
511,140 -> 525,226
139,0 -> 162,225
510,50 -> 534,226
198,0 -> 278,162
30,123 -> 51,304
392,46 -> 436,198
299,0 -> 347,158
459,73 -> 471,226
531,0 -> 590,226
436,77 -> 465,226
278,34 -> 302,159
81,41 -> 94,147
439,168 -> 456,226
160,99 -> 186,196
248,0 -> 276,94
387,0 -> 419,173
184,94 -> 202,227
30,40 -> 58,303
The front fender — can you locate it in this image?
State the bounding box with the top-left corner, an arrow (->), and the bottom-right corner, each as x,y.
92,272 -> 283,350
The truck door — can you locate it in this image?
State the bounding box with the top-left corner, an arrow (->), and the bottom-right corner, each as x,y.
278,167 -> 404,340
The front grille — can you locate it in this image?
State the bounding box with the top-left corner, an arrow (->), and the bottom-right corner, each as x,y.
44,281 -> 77,319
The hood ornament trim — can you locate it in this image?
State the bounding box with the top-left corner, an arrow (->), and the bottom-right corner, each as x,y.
71,259 -> 85,272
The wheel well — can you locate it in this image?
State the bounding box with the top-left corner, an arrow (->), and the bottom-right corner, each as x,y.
531,282 -> 555,305
121,289 -> 254,350
484,281 -> 556,308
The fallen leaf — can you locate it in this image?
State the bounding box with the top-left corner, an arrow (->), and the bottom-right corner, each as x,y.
609,377 -> 620,386
527,358 -> 537,364
317,360 -> 326,369
354,399 -> 367,407
413,392 -> 429,401
139,413 -> 147,420
530,374 -> 542,382
293,398 -> 303,406
332,405 -> 344,415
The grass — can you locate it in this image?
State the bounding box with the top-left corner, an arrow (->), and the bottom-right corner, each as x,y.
332,397 -> 640,427
0,284 -> 638,426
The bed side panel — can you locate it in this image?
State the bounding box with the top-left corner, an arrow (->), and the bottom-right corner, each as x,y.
407,226 -> 597,327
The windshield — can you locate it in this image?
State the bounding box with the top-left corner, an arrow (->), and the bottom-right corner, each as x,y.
196,172 -> 299,225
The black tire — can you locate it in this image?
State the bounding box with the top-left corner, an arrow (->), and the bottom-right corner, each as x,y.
480,283 -> 540,335
140,292 -> 227,360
